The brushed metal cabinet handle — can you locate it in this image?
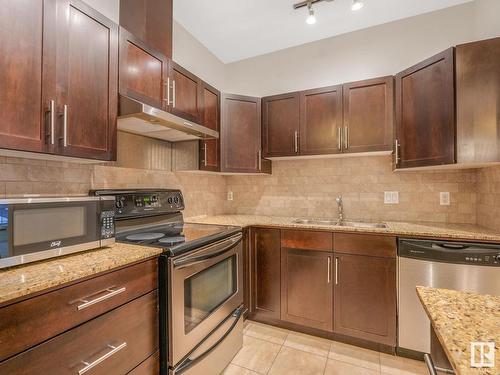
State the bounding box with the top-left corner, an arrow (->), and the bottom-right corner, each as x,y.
77,287 -> 126,311
395,139 -> 401,165
163,78 -> 171,104
172,80 -> 176,108
337,127 -> 342,151
49,100 -> 56,145
204,142 -> 208,167
63,104 -> 68,147
344,126 -> 349,150
258,150 -> 262,171
78,342 -> 127,375
294,131 -> 299,153
335,258 -> 339,285
327,257 -> 332,283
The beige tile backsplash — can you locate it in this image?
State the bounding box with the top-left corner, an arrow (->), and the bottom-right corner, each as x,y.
225,156 -> 478,225
0,139 -> 498,231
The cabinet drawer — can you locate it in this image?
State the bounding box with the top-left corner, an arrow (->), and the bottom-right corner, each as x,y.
334,233 -> 396,258
128,351 -> 160,375
0,258 -> 158,361
0,290 -> 158,375
282,230 -> 332,252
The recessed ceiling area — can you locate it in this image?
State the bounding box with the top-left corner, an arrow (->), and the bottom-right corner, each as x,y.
173,0 -> 474,63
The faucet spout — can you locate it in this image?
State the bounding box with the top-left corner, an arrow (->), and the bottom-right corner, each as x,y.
335,195 -> 344,224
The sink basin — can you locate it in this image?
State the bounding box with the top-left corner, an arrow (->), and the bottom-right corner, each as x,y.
293,219 -> 387,229
336,221 -> 388,229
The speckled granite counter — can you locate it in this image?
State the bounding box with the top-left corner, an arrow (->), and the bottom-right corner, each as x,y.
186,215 -> 500,242
417,287 -> 500,375
0,243 -> 163,305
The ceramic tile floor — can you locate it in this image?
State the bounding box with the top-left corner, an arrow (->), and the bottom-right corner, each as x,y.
223,321 -> 428,375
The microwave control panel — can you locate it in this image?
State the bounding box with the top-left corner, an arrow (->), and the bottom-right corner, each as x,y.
100,210 -> 115,239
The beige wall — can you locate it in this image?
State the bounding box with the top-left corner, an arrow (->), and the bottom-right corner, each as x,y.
225,156 -> 477,224
224,0 -> 500,97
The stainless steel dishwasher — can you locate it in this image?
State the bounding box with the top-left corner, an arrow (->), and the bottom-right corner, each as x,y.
398,238 -> 500,358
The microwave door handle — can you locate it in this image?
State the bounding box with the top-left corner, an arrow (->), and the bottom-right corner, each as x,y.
175,306 -> 245,375
173,235 -> 242,269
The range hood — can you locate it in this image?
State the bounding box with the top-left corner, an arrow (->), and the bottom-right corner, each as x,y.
117,95 -> 219,142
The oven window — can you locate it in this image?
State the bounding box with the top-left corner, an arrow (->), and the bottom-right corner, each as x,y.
184,255 -> 237,334
13,207 -> 86,246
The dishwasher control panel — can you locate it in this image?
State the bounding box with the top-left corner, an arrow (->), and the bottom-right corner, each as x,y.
398,239 -> 500,266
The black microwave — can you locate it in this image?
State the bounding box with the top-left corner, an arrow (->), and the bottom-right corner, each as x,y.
0,196 -> 115,269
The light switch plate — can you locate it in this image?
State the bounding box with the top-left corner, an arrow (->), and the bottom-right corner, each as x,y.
440,192 -> 450,206
384,191 -> 399,204
227,191 -> 234,201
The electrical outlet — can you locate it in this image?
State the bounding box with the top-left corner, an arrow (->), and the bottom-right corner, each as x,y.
384,191 -> 399,204
227,191 -> 234,201
440,192 -> 450,206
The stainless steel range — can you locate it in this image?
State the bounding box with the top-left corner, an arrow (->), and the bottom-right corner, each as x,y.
91,189 -> 244,375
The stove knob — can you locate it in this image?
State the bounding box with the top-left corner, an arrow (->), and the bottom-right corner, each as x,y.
494,254 -> 500,262
168,197 -> 173,204
116,198 -> 124,209
174,197 -> 180,204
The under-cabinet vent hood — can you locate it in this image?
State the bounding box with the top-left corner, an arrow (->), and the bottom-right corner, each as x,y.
117,95 -> 219,142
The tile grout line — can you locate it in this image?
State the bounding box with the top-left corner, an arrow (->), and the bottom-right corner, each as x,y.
265,343 -> 285,375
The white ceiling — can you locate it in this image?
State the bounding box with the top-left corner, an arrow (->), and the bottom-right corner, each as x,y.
173,0 -> 474,63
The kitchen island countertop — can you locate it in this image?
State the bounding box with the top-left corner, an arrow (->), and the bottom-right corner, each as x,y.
417,286 -> 500,375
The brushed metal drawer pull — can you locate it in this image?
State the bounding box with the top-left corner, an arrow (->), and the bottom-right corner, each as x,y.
335,258 -> 339,285
77,287 -> 126,311
78,342 -> 127,375
327,257 -> 332,283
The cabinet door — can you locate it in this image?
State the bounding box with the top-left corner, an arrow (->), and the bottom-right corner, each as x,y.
300,85 -> 343,155
199,81 -> 220,171
221,94 -> 262,173
334,254 -> 396,346
119,27 -> 168,111
250,228 -> 281,321
343,76 -> 394,153
456,37 -> 500,164
119,0 -> 173,59
395,48 -> 455,169
169,62 -> 201,123
55,0 -> 118,160
262,93 -> 300,157
0,0 -> 53,153
281,248 -> 333,331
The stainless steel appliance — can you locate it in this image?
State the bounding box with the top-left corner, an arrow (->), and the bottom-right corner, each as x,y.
0,196 -> 115,269
118,95 -> 219,142
398,238 -> 500,369
91,189 -> 244,375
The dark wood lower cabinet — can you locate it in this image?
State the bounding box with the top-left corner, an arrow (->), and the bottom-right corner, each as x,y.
281,248 -> 333,331
128,351 -> 160,375
333,253 -> 396,346
250,227 -> 281,320
0,291 -> 158,375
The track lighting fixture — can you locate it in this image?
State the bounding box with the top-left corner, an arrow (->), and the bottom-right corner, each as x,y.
351,0 -> 364,11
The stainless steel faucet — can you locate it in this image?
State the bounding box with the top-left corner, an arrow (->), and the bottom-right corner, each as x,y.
336,196 -> 344,224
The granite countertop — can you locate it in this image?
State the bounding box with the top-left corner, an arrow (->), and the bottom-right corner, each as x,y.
417,287 -> 500,375
186,215 -> 500,242
0,243 -> 163,305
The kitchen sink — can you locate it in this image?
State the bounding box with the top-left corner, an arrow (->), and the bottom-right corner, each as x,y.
292,219 -> 387,229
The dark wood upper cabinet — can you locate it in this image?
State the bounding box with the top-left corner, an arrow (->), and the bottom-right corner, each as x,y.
300,85 -> 343,155
250,228 -> 281,321
221,94 -> 266,173
395,48 -> 456,169
56,0 -> 118,160
0,0 -> 52,153
456,37 -> 500,164
198,81 -> 220,172
281,247 -> 333,331
333,253 -> 396,346
120,0 -> 173,59
119,27 -> 169,111
168,62 -> 201,123
262,92 -> 300,157
343,76 -> 394,153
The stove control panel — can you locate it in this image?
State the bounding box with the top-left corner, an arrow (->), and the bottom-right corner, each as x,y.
112,190 -> 185,218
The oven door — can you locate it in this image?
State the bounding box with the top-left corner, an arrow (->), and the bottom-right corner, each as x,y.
169,233 -> 243,366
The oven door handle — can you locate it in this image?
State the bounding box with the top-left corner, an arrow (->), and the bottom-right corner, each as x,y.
173,234 -> 242,269
175,306 -> 246,375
